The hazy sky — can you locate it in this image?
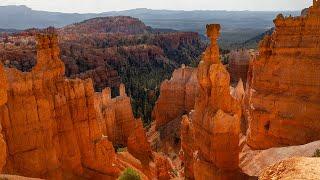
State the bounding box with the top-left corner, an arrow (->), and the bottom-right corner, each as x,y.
0,0 -> 313,13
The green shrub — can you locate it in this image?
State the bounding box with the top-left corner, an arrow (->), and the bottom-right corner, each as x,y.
118,168 -> 141,180
117,147 -> 127,153
313,149 -> 320,157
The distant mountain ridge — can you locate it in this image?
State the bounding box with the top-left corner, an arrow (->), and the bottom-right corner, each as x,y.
0,5 -> 300,47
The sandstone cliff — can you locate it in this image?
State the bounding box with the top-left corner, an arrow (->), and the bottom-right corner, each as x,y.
152,65 -> 198,129
149,65 -> 198,172
0,62 -> 8,172
246,2 -> 320,149
228,49 -> 252,85
0,32 -> 179,180
95,84 -> 135,147
0,34 -> 122,179
240,140 -> 320,177
181,24 -> 245,179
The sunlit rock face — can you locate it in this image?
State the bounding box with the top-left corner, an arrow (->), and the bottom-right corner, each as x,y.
0,34 -> 121,179
152,65 -> 198,129
95,84 -> 136,147
246,2 -> 320,150
259,157 -> 320,180
181,24 -> 245,179
0,63 -> 8,172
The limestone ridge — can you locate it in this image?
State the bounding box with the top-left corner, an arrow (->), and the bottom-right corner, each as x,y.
181,24 -> 245,179
246,1 -> 320,149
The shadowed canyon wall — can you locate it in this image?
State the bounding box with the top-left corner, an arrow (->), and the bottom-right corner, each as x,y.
228,49 -> 253,85
246,2 -> 320,149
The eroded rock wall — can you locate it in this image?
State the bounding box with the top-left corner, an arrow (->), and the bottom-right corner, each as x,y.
0,62 -> 8,172
181,24 -> 245,179
246,3 -> 320,149
95,84 -> 136,147
152,65 -> 198,129
0,34 -> 120,179
228,49 -> 252,85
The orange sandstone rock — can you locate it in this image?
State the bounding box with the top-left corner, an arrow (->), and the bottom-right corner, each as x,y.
95,84 -> 136,147
259,157 -> 320,180
240,140 -> 320,177
181,24 -> 244,179
180,115 -> 195,179
0,33 -> 120,179
0,62 -> 8,172
154,154 -> 174,180
246,2 -> 320,149
152,65 -> 198,129
228,49 -> 252,85
127,119 -> 153,165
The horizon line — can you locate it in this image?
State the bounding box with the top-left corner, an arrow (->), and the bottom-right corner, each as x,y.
0,4 -> 304,14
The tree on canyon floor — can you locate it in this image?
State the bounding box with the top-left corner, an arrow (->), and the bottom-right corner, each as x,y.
118,168 -> 141,180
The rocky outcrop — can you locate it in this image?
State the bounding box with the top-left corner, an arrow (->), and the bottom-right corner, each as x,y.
127,119 -> 153,165
246,2 -> 320,149
0,34 -> 121,179
95,84 -> 136,147
149,65 -> 198,169
0,62 -> 8,172
259,157 -> 320,180
228,49 -> 252,85
240,140 -> 320,177
181,24 -> 245,179
152,65 -> 198,129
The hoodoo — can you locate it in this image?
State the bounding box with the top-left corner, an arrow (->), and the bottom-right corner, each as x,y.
0,33 -> 174,179
246,1 -> 320,149
0,34 -> 121,179
181,24 -> 245,179
152,65 -> 198,129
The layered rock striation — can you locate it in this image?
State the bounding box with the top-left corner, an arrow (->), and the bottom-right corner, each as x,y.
0,34 -> 123,179
152,65 -> 198,129
259,157 -> 320,180
0,62 -> 8,172
228,49 -> 252,85
181,24 -> 245,179
95,84 -> 135,147
246,2 -> 320,149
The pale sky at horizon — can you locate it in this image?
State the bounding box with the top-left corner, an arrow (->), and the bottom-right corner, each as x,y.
0,0 -> 313,13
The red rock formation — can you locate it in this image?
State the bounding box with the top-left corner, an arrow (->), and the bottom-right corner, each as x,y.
246,2 -> 320,149
0,62 -> 8,172
127,119 -> 153,165
154,154 -> 175,180
240,140 -> 320,177
181,24 -> 245,179
95,84 -> 136,146
180,115 -> 195,179
149,65 -> 198,169
259,157 -> 320,180
61,16 -> 150,36
153,65 -> 198,129
228,49 -> 252,85
0,34 -> 120,179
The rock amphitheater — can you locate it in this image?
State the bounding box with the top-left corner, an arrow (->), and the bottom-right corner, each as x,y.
0,1 -> 320,180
